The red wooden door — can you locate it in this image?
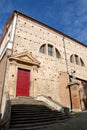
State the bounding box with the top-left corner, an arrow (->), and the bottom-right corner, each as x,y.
16,68 -> 30,96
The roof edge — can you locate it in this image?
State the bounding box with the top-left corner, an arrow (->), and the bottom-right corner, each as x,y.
14,10 -> 87,47
0,10 -> 87,48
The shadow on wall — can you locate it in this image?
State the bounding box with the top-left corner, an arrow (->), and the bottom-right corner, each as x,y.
81,81 -> 87,110
83,97 -> 87,109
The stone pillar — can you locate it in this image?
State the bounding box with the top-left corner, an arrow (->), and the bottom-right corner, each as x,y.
58,72 -> 70,108
31,65 -> 38,97
7,60 -> 17,98
68,82 -> 81,111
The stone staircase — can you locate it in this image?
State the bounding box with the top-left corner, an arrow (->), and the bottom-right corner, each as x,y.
9,97 -> 70,130
11,96 -> 45,105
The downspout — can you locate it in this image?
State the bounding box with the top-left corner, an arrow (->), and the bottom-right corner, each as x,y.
0,12 -> 18,109
68,77 -> 73,110
62,37 -> 72,110
62,37 -> 68,73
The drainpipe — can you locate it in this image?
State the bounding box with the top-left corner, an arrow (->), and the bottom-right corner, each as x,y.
62,37 -> 72,110
68,77 -> 73,111
62,37 -> 68,73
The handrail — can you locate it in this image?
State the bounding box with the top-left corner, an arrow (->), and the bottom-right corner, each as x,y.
35,95 -> 63,111
35,95 -> 70,115
0,92 -> 11,130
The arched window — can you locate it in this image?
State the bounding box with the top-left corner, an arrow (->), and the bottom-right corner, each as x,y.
39,44 -> 61,59
70,54 -> 85,67
55,48 -> 61,58
39,44 -> 46,54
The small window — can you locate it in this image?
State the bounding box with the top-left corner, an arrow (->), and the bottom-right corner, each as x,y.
48,44 -> 53,56
70,55 -> 73,63
55,48 -> 61,58
75,55 -> 79,65
80,58 -> 84,67
40,44 -> 46,54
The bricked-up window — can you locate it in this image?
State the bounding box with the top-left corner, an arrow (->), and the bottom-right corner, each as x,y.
55,48 -> 61,58
40,44 -> 46,54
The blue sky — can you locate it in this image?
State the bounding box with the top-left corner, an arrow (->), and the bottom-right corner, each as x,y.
0,0 -> 87,45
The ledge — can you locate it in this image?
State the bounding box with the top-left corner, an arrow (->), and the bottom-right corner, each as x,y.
68,81 -> 80,87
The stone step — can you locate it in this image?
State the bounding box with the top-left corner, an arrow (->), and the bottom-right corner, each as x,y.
11,104 -> 48,108
10,118 -> 60,128
10,113 -> 67,121
11,100 -> 44,105
11,112 -> 66,119
9,97 -> 70,129
9,121 -> 58,130
11,97 -> 46,106
10,117 -> 68,126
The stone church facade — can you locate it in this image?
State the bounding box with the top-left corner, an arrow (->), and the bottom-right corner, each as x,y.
0,11 -> 87,112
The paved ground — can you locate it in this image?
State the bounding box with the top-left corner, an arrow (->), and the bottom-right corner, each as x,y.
41,112 -> 87,130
